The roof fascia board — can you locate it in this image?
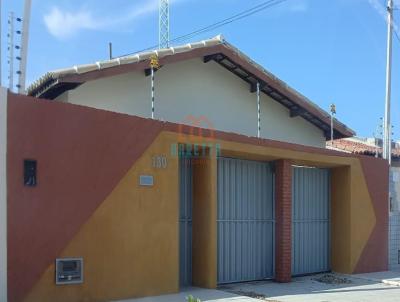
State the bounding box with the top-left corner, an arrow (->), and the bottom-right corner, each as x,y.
59,45 -> 225,84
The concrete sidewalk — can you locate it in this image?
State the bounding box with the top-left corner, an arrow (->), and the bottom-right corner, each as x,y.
113,287 -> 258,302
353,271 -> 400,287
224,273 -> 400,302
115,272 -> 400,302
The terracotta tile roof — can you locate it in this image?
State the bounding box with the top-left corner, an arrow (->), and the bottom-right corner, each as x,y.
328,138 -> 400,158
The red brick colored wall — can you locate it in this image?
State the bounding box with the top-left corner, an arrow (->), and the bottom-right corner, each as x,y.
7,93 -> 163,302
275,159 -> 292,282
354,156 -> 389,273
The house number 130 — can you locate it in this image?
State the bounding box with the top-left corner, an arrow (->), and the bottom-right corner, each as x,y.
152,156 -> 167,169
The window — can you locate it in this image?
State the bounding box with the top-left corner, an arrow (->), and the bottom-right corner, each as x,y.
55,258 -> 83,285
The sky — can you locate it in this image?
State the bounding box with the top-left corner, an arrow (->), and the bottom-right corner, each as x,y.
1,0 -> 400,140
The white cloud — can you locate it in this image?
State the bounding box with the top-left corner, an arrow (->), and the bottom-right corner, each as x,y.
115,0 -> 159,25
44,7 -> 99,39
43,0 -> 160,40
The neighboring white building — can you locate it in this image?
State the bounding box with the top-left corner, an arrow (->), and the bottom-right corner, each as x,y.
390,168 -> 400,271
28,35 -> 354,148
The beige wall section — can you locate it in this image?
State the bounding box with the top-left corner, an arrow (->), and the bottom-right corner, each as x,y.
62,59 -> 326,148
0,87 -> 7,302
24,132 -> 180,302
54,91 -> 69,103
192,156 -> 217,288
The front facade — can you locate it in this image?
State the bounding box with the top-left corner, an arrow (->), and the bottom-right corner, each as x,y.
0,37 -> 388,302
0,92 -> 388,302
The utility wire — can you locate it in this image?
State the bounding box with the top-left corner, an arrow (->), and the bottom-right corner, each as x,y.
167,0 -> 289,45
394,26 -> 400,43
392,15 -> 400,43
118,0 -> 291,58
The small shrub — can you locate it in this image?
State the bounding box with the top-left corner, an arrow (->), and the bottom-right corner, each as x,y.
187,295 -> 201,302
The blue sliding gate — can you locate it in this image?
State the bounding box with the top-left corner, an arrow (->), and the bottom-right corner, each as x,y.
217,158 -> 275,284
292,166 -> 331,276
179,157 -> 192,287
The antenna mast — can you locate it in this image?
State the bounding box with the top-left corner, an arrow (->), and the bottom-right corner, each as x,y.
159,0 -> 170,49
17,0 -> 32,94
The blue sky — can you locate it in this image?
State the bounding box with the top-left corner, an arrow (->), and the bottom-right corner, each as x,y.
2,0 -> 400,140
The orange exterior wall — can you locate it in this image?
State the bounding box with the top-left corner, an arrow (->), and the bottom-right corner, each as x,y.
7,94 -> 388,302
23,132 -> 181,302
192,155 -> 217,289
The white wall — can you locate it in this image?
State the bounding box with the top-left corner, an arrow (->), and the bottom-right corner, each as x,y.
63,58 -> 326,147
0,87 -> 7,301
390,167 -> 400,271
389,213 -> 400,271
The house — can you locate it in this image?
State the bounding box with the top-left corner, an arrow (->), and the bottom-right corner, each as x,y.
28,35 -> 354,148
328,137 -> 399,271
0,36 -> 388,302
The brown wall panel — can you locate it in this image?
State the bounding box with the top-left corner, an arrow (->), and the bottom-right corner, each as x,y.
354,157 -> 389,273
7,93 -> 163,302
331,166 -> 351,273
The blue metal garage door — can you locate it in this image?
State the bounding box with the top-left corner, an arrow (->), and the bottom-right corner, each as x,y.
217,158 -> 275,284
292,166 -> 331,276
179,157 -> 192,287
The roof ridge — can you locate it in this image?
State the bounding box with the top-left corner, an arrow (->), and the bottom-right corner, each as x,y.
28,35 -> 225,90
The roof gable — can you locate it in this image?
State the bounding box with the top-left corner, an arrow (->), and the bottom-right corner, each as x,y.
27,35 -> 355,139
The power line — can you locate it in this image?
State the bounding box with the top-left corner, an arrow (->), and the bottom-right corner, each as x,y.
392,10 -> 400,43
168,0 -> 289,45
394,26 -> 400,43
393,15 -> 400,43
118,0 -> 291,58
